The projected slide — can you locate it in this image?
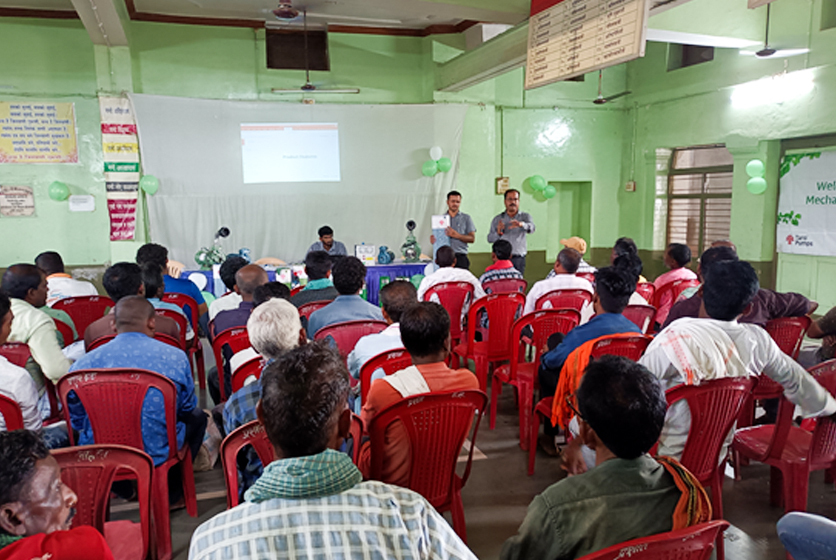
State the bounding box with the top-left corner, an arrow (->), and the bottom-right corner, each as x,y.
240,123 -> 341,183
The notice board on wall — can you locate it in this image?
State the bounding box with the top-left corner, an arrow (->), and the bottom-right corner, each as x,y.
777,151 -> 836,257
0,102 -> 78,163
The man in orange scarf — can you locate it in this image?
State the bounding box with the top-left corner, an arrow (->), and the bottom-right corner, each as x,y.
501,356 -> 711,560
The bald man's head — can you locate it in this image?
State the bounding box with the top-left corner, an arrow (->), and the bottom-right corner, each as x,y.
235,265 -> 269,301
114,295 -> 156,335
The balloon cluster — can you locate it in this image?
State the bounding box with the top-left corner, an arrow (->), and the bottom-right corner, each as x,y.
528,175 -> 557,199
422,146 -> 453,177
745,159 -> 767,195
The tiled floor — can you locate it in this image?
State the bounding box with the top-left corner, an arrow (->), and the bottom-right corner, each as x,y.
118,350 -> 836,560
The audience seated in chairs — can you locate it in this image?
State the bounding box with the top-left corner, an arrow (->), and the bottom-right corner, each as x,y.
207,256 -> 247,321
653,243 -> 698,326
524,247 -> 593,315
661,245 -> 737,316
0,430 -> 115,560
69,296 -> 206,475
611,237 -> 647,283
479,240 -> 524,289
84,262 -> 181,350
290,250 -> 339,309
222,298 -> 305,495
551,237 -> 596,275
501,356 -> 711,560
537,266 -> 641,456
417,246 -> 485,302
190,341 -> 476,560
307,256 -> 383,337
35,251 -> 98,307
1,265 -> 70,413
360,301 -> 479,487
802,305 -> 836,368
348,281 -> 417,412
141,262 -> 193,340
136,243 -> 208,327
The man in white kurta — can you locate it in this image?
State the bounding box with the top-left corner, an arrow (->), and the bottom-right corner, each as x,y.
524,248 -> 593,315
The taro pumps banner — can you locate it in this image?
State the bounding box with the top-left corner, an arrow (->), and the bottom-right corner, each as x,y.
777,151 -> 836,257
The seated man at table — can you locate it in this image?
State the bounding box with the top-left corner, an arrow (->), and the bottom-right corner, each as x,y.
35,251 -> 98,307
307,225 -> 348,257
307,256 -> 383,337
524,247 -> 593,315
416,246 -> 485,302
84,262 -> 181,349
360,302 -> 478,486
0,430 -> 115,560
479,240 -> 524,290
136,243 -> 208,327
70,296 -> 206,472
208,255 -> 247,321
190,342 -> 476,560
290,250 -> 339,309
501,356 -> 710,560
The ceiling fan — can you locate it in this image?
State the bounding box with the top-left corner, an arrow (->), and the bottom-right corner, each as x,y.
270,4 -> 360,94
592,70 -> 631,104
755,3 -> 776,58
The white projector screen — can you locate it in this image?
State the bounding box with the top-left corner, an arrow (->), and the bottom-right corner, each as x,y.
241,122 -> 341,183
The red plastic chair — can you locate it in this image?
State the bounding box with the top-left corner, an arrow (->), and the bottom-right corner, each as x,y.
161,293 -> 206,390
665,376 -> 756,560
231,356 -> 264,394
220,420 -> 276,508
367,390 -> 487,543
57,368 -> 198,560
635,282 -> 656,303
298,300 -> 332,323
534,289 -> 593,313
53,445 -> 153,560
453,292 -> 526,393
359,347 -> 413,405
623,304 -> 658,334
528,334 -> 652,475
576,520 -> 729,560
491,309 -> 581,448
211,327 -> 252,402
576,272 -> 596,284
424,282 -> 475,364
482,277 -> 527,295
0,393 -> 24,431
154,309 -> 188,350
290,285 -> 304,297
314,320 -> 389,362
652,278 -> 700,324
52,317 -> 76,347
52,296 -> 114,340
0,341 -> 31,368
733,359 -> 836,514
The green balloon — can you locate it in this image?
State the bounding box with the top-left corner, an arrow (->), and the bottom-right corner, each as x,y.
747,177 -> 768,194
745,159 -> 765,178
437,157 -> 453,172
201,291 -> 216,306
48,181 -> 69,201
530,175 -> 546,191
140,175 -> 159,195
410,274 -> 425,290
543,184 -> 557,199
422,160 -> 438,177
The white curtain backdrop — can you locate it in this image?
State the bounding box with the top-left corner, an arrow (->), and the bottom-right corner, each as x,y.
129,94 -> 468,265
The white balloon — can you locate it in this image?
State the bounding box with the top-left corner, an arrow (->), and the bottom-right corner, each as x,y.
188,272 -> 208,291
429,146 -> 443,161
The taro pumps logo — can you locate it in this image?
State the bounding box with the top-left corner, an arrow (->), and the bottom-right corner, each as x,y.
786,234 -> 813,248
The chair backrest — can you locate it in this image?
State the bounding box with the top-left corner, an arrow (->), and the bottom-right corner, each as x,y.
665,377 -> 756,483
464,292 -> 526,361
314,320 -> 389,360
589,335 -> 652,361
52,296 -> 114,339
359,347 -> 413,404
0,393 -> 24,431
155,332 -> 183,349
53,445 -> 153,560
507,309 -> 581,382
231,357 -> 264,394
576,272 -> 596,284
220,420 -> 276,508
161,292 -> 199,330
652,279 -> 700,310
367,390 -> 487,510
57,369 -> 179,461
424,282 -> 475,340
0,342 -> 31,368
290,285 -> 304,298
155,309 -> 188,349
622,304 -> 658,335
576,521 -> 729,560
765,316 -> 811,360
85,334 -> 115,352
211,327 -> 251,401
535,289 -> 593,313
483,277 -> 527,294
298,300 -> 332,322
805,359 -> 836,467
635,282 -> 656,303
52,317 -> 76,347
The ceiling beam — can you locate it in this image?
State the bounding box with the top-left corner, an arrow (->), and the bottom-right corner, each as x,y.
70,0 -> 128,46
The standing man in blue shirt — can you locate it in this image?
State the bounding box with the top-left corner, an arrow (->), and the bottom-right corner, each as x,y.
487,189 -> 536,274
307,225 -> 348,257
430,190 -> 477,271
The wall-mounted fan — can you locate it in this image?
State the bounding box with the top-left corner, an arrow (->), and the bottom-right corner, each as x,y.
592,70 -> 631,105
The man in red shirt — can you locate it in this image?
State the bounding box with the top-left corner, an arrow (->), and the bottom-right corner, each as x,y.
0,430 -> 113,560
360,302 -> 479,486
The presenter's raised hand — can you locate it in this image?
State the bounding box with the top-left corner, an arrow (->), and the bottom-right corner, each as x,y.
496,221 -> 505,235
508,220 -> 522,230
